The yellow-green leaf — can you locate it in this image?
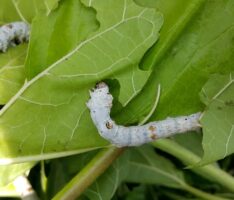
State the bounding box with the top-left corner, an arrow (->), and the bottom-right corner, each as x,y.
0,0 -> 163,163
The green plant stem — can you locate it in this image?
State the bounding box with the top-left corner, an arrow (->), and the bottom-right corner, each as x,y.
52,147 -> 124,200
152,139 -> 234,192
182,184 -> 228,200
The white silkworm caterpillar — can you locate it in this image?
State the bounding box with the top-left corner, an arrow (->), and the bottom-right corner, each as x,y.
0,22 -> 30,52
87,82 -> 201,147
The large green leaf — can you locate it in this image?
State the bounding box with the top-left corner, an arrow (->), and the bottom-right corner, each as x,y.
0,0 -> 59,23
0,1 -> 20,23
200,72 -> 234,164
124,146 -> 226,199
0,183 -> 19,197
0,3 -> 28,105
135,0 -> 206,70
0,162 -> 34,186
0,45 -> 26,104
116,0 -> 234,163
46,151 -> 98,199
25,0 -> 99,79
0,0 -> 60,104
84,151 -> 129,200
119,0 -> 234,123
45,149 -> 128,200
126,146 -> 186,188
0,0 -> 163,163
0,0 -> 58,185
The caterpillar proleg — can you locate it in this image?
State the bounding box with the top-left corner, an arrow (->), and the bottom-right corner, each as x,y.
0,22 -> 30,52
87,82 -> 201,147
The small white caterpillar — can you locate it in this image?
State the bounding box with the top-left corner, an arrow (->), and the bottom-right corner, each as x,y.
0,22 -> 30,52
87,82 -> 201,147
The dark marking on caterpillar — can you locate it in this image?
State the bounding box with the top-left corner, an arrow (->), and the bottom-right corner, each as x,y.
106,121 -> 113,129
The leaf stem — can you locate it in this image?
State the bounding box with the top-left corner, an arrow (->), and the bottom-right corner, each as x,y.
152,139 -> 234,192
52,147 -> 124,200
182,184 -> 228,200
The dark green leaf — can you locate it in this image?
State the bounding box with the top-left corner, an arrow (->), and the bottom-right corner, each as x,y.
126,146 -> 186,188
84,151 -> 129,200
200,72 -> 234,164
